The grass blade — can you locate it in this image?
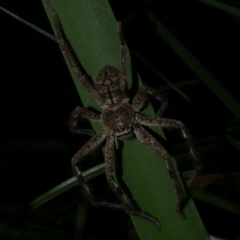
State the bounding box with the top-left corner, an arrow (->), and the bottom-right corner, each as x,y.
0,6 -> 55,41
30,163 -> 105,209
148,10 -> 240,119
196,0 -> 240,17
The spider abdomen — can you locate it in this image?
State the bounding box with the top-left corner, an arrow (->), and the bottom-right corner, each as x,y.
102,103 -> 135,138
95,66 -> 125,105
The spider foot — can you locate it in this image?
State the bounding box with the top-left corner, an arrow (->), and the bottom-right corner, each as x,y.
96,201 -> 161,229
125,208 -> 161,230
153,219 -> 161,230
156,106 -> 165,117
176,202 -> 186,220
142,214 -> 161,230
100,202 -> 125,210
186,167 -> 201,190
74,129 -> 95,136
177,210 -> 186,220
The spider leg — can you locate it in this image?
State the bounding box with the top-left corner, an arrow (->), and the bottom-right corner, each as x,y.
68,106 -> 101,135
140,116 -> 201,189
132,86 -> 168,114
117,22 -> 128,98
71,131 -> 127,212
47,2 -> 103,107
71,130 -> 106,206
104,136 -> 161,229
134,125 -> 187,219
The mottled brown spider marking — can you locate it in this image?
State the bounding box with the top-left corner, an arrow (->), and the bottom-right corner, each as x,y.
95,66 -> 126,105
47,1 -> 201,230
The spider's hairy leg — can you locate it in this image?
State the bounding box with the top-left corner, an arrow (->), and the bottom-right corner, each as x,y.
47,2 -> 103,106
132,86 -> 168,115
134,125 -> 187,219
105,136 -> 161,229
117,22 -> 128,97
71,130 -> 106,205
140,116 -> 201,189
68,106 -> 101,135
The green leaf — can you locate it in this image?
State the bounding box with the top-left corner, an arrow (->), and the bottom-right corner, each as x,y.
196,0 -> 240,17
42,0 -> 209,239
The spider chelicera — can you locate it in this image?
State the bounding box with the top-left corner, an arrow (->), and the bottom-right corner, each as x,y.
47,2 -> 201,229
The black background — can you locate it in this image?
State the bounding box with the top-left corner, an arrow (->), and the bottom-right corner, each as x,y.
1,0 -> 240,239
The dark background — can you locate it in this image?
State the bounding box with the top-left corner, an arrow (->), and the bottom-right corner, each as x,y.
1,0 -> 240,239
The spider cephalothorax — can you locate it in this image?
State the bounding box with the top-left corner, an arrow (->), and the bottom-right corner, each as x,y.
103,102 -> 135,139
48,1 -> 201,230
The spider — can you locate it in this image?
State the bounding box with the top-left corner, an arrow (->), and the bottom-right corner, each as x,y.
47,2 -> 201,230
